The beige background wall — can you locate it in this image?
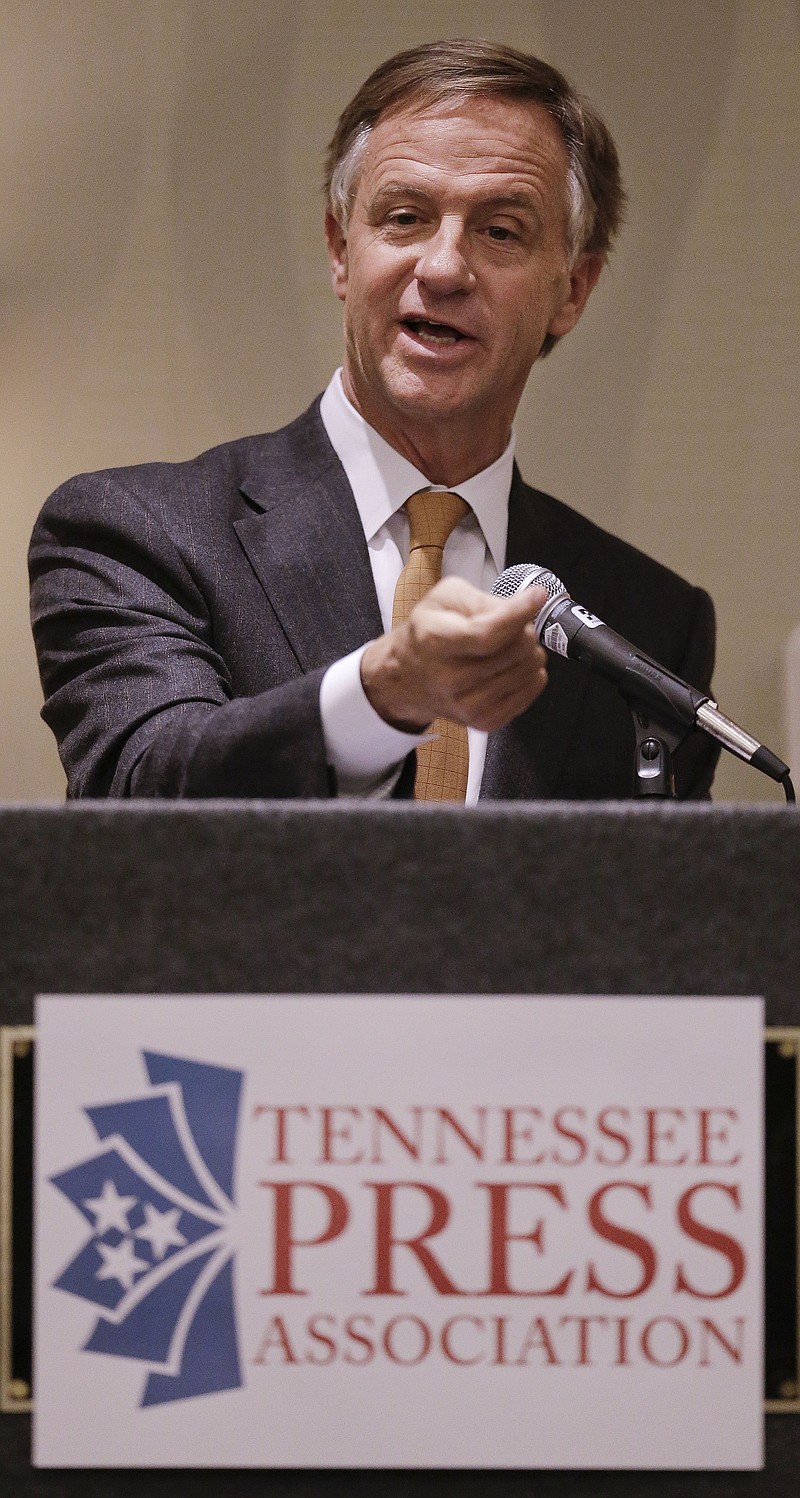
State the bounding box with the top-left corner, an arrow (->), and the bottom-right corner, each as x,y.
2,0 -> 798,801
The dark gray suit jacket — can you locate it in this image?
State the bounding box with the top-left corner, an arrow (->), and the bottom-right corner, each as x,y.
29,399 -> 719,800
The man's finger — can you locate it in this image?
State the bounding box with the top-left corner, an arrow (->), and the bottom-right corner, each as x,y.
412,581 -> 547,656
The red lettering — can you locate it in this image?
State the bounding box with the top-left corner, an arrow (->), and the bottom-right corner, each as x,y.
698,1316 -> 745,1364
369,1108 -> 423,1164
432,1108 -> 487,1164
441,1316 -> 484,1365
514,1316 -> 560,1365
586,1182 -> 657,1297
559,1315 -> 608,1366
251,1105 -> 309,1164
382,1315 -> 431,1365
697,1108 -> 741,1166
674,1183 -> 746,1297
305,1314 -> 337,1365
320,1107 -> 363,1165
364,1182 -> 462,1295
478,1182 -> 573,1295
251,1314 -> 298,1364
595,1108 -> 632,1166
343,1315 -> 374,1365
552,1107 -> 588,1166
492,1315 -> 512,1365
613,1315 -> 632,1365
640,1316 -> 689,1366
259,1181 -> 349,1294
645,1108 -> 688,1166
501,1108 -> 545,1165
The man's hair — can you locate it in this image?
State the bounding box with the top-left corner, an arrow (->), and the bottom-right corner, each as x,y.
324,38 -> 625,271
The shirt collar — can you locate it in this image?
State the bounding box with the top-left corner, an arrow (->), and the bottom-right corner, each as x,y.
320,368 -> 512,575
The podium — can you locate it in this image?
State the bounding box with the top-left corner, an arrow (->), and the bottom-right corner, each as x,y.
1,800 -> 799,1492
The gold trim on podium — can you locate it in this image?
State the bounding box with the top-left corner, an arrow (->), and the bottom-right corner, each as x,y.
1,1025 -> 34,1413
764,1026 -> 800,1413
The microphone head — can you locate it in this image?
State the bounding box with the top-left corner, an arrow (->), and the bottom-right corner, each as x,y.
491,563 -> 566,602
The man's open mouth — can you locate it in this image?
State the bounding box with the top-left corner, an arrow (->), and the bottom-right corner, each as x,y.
403,319 -> 467,345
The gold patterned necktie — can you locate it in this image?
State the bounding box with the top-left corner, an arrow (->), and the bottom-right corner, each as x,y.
392,489 -> 471,801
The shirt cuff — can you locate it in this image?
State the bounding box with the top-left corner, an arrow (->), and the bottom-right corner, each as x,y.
319,645 -> 428,796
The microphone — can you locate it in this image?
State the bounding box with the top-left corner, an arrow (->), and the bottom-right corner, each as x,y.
492,563 -> 791,786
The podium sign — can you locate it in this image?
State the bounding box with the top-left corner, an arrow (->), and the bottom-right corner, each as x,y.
34,994 -> 763,1469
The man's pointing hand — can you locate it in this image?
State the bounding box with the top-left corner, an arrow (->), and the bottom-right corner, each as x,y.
360,577 -> 549,734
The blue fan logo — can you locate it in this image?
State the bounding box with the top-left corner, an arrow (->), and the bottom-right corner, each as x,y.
49,1052 -> 243,1407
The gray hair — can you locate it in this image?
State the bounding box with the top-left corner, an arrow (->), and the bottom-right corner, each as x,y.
324,39 -> 624,267
329,115 -> 592,268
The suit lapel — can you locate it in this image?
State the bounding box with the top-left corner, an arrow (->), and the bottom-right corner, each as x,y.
233,409 -> 383,671
481,468 -> 611,800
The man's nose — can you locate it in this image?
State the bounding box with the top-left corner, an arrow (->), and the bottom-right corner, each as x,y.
414,219 -> 476,293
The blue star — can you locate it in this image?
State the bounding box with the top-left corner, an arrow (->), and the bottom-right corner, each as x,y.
83,1179 -> 138,1235
95,1237 -> 150,1291
136,1203 -> 187,1260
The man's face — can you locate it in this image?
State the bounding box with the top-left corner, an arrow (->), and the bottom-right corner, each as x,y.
326,95 -> 601,478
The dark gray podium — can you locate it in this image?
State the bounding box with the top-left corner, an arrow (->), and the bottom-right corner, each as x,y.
1,801 -> 799,1496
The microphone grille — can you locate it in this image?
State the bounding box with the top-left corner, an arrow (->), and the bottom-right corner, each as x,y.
492,563 -> 565,601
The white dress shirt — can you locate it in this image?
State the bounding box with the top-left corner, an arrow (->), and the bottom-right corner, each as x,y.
318,369 -> 514,804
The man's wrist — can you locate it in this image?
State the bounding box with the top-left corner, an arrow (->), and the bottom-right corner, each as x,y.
360,633 -> 432,734
319,646 -> 428,795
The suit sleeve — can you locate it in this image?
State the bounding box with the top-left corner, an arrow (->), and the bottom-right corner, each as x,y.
29,474 -> 334,799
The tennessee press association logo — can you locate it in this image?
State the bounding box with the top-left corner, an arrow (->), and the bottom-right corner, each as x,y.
49,1052 -> 243,1407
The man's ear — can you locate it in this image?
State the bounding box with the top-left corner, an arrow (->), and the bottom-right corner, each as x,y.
325,210 -> 348,302
547,251 -> 605,340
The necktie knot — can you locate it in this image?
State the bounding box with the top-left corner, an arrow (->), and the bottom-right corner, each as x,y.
405,489 -> 469,552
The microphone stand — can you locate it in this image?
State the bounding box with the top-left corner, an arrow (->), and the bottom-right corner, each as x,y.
629,702 -> 683,799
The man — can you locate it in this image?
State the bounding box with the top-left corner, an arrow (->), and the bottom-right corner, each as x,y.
29,39 -> 718,801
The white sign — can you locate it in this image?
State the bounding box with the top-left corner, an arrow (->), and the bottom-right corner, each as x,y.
34,994 -> 763,1469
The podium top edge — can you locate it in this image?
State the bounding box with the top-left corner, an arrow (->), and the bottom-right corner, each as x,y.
0,799 -> 796,822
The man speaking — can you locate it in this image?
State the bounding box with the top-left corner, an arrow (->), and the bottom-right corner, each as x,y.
29,39 -> 718,802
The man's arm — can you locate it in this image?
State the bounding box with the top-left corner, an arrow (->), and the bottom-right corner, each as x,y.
29,476 -> 549,799
29,475 -> 333,798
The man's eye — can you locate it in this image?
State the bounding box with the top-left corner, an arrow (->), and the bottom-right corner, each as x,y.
486,224 -> 516,242
388,211 -> 419,227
